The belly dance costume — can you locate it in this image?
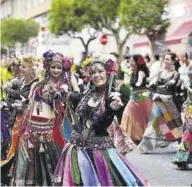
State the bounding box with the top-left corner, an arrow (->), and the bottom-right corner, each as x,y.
10,80 -> 66,186
53,88 -> 149,186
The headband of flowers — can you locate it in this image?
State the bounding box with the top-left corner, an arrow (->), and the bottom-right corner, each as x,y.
43,50 -> 73,70
81,55 -> 118,76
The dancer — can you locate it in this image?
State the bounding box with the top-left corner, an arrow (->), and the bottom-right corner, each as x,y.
1,56 -> 38,185
173,65 -> 192,169
10,51 -> 78,186
121,54 -> 152,144
138,53 -> 183,153
53,55 -> 149,186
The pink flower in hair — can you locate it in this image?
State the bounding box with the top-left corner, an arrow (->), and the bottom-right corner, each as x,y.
63,56 -> 73,69
84,76 -> 90,83
106,59 -> 118,75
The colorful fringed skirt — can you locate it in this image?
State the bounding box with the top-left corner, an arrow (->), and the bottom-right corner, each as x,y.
138,98 -> 183,153
53,130 -> 149,186
173,105 -> 192,168
121,89 -> 152,144
10,116 -> 62,186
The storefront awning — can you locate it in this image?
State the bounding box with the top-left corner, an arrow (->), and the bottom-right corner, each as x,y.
166,20 -> 192,45
134,20 -> 192,48
133,35 -> 149,48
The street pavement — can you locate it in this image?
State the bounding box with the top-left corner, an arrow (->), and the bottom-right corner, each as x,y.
126,142 -> 192,186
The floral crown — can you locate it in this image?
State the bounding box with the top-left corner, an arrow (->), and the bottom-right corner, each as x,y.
43,50 -> 73,70
82,54 -> 118,76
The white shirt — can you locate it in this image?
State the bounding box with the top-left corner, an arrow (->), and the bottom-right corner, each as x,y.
178,64 -> 190,89
148,60 -> 162,86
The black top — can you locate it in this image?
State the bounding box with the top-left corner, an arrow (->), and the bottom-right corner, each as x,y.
130,70 -> 147,90
155,72 -> 180,95
70,89 -> 118,137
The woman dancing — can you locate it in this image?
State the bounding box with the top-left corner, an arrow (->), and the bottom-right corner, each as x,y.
121,54 -> 152,144
138,53 -> 183,153
173,65 -> 192,169
10,51 -> 78,186
53,55 -> 149,186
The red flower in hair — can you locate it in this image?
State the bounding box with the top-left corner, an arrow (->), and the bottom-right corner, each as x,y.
137,56 -> 145,65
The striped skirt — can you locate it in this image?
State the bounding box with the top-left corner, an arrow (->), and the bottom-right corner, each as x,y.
53,130 -> 150,186
138,98 -> 183,152
173,105 -> 192,165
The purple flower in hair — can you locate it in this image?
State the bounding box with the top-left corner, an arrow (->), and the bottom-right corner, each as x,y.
43,50 -> 54,58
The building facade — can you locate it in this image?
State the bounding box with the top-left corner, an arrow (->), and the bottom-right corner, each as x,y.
133,0 -> 192,58
1,0 -> 192,61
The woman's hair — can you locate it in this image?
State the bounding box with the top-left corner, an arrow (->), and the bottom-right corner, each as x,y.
144,54 -> 151,62
76,66 -> 84,77
132,54 -> 149,77
167,52 -> 180,72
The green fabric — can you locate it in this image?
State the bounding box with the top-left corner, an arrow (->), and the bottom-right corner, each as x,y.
0,66 -> 13,100
131,90 -> 151,102
71,148 -> 81,185
103,151 -> 124,186
121,67 -> 131,76
120,84 -> 131,104
152,117 -> 162,135
173,149 -> 190,163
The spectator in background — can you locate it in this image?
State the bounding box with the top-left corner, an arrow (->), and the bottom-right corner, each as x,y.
179,52 -> 190,90
147,54 -> 162,92
144,54 -> 151,69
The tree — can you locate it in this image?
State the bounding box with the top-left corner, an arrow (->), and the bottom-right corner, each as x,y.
1,18 -> 39,48
49,0 -> 99,58
49,0 -> 169,62
120,0 -> 170,58
90,0 -> 129,63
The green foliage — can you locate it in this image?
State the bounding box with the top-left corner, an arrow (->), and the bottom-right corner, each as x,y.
1,18 -> 39,47
49,0 -> 169,60
49,0 -> 121,34
49,0 -> 95,34
120,0 -> 170,36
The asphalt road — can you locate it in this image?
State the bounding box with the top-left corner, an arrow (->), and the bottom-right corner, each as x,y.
126,142 -> 192,186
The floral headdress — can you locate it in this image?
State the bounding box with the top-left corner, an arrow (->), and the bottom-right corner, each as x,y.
43,50 -> 73,70
82,54 -> 119,113
82,54 -> 118,76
